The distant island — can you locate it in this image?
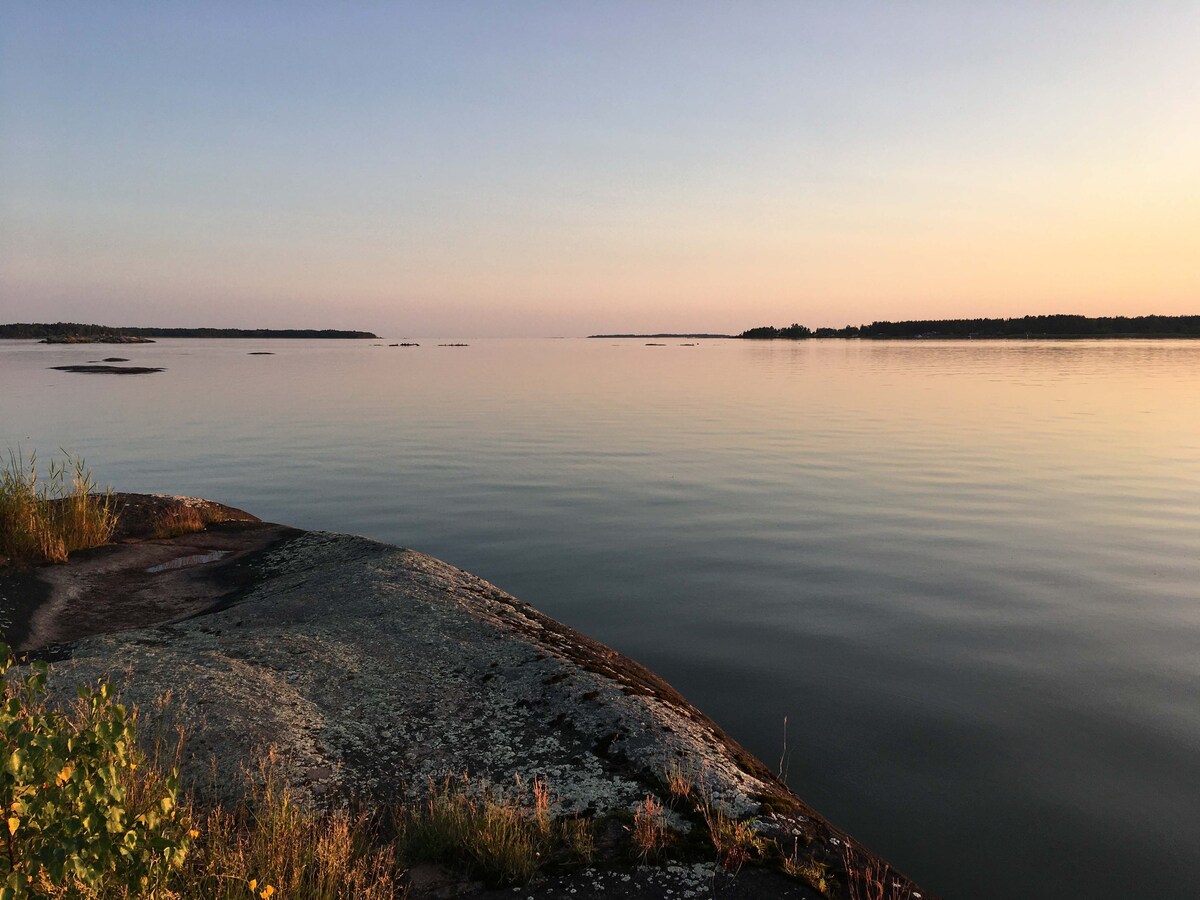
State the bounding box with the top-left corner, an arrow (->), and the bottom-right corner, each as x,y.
0,322 -> 379,341
588,332 -> 733,339
740,314 -> 1200,340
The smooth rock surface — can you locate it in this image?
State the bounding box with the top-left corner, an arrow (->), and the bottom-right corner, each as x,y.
5,498 -> 930,898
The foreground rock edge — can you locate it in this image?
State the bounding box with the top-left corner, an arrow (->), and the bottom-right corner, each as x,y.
5,495 -> 933,899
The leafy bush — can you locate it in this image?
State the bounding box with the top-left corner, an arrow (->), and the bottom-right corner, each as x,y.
0,643 -> 189,898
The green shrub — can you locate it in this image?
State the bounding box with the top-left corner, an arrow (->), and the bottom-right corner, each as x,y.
0,643 -> 190,898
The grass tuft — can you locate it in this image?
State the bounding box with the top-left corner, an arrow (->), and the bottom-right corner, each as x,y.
840,840 -> 922,900
700,796 -> 766,874
179,752 -> 399,899
781,837 -> 832,894
629,794 -> 671,861
151,505 -> 206,539
396,772 -> 593,886
664,759 -> 696,803
0,449 -> 117,565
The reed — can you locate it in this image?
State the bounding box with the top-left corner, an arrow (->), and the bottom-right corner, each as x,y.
0,449 -> 117,565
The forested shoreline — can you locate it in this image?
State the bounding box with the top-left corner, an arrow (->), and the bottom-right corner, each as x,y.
0,322 -> 378,339
740,315 -> 1200,339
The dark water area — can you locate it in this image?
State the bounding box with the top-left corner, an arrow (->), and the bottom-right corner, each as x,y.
3,337 -> 1198,898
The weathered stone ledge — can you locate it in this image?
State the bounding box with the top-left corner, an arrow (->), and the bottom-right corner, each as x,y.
0,495 -> 932,899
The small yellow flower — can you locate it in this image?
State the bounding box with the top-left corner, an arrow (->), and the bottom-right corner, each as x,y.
260,886 -> 275,899
6,817 -> 18,835
188,829 -> 200,839
248,879 -> 257,891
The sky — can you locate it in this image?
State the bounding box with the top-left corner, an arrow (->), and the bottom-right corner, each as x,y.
2,2 -> 1198,337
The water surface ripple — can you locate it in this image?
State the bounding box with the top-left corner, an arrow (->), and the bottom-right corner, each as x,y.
3,337 -> 1198,899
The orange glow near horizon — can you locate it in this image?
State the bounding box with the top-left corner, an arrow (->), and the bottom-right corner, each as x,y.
2,4 -> 1198,335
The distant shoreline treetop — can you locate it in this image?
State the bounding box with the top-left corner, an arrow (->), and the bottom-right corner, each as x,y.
740,315 -> 1200,339
0,322 -> 379,339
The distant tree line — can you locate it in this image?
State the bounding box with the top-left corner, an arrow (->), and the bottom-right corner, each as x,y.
741,323 -> 815,339
740,315 -> 1200,340
0,322 -> 378,339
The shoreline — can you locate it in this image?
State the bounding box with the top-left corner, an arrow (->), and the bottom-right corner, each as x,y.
0,323 -> 379,340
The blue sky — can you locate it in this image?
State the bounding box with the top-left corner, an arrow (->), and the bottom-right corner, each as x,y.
2,2 -> 1198,335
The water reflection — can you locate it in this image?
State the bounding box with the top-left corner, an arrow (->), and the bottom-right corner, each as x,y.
2,337 -> 1198,899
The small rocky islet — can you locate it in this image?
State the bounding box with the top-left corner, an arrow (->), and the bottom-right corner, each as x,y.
49,364 -> 165,375
1,495 -> 932,899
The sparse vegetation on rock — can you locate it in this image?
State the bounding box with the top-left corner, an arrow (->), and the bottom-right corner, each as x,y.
2,473 -> 932,898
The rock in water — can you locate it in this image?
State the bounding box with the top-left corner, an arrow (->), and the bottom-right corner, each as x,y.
49,365 -> 164,375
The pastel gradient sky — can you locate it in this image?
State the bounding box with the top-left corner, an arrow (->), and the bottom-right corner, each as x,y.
2,2 -> 1198,336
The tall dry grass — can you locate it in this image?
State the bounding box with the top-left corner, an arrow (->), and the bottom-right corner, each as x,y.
0,449 -> 117,565
150,505 -> 206,539
177,753 -> 400,900
630,795 -> 670,861
396,773 -> 593,886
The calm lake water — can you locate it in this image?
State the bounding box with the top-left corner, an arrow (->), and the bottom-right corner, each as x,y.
3,337 -> 1199,898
